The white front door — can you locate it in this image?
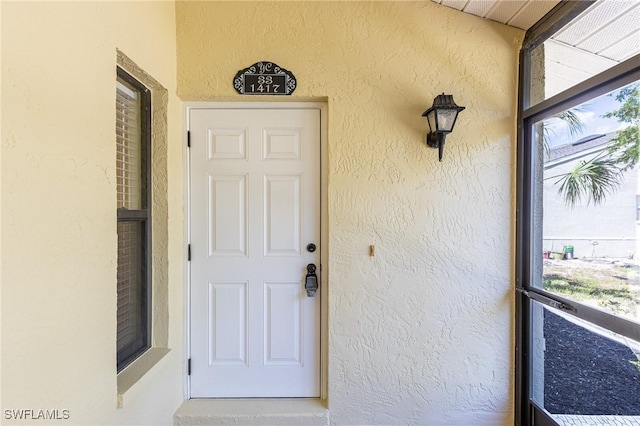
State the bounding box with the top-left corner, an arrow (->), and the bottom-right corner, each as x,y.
189,107 -> 321,398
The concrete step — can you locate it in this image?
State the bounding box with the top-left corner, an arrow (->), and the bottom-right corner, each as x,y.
174,399 -> 329,426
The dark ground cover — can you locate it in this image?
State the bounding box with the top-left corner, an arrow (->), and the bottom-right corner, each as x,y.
544,309 -> 640,415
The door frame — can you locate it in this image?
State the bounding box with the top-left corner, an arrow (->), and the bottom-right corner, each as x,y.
182,102 -> 329,400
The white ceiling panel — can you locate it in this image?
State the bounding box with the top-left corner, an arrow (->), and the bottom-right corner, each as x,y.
507,0 -> 558,30
440,0 -> 470,11
485,0 -> 528,25
554,1 -> 637,46
461,0 -> 498,18
598,31 -> 640,62
574,4 -> 640,54
431,0 -> 639,65
431,0 -> 561,30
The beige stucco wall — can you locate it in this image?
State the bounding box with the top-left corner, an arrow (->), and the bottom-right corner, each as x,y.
1,2 -> 183,425
177,2 -> 522,425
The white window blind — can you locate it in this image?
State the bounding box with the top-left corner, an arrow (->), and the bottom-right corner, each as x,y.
116,80 -> 142,210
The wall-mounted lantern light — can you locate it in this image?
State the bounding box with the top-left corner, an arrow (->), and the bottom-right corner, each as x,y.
422,93 -> 465,162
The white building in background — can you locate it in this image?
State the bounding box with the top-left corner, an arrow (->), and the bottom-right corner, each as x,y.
543,132 -> 639,259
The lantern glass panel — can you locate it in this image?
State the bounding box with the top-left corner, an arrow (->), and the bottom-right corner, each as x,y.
426,110 -> 437,133
437,109 -> 459,132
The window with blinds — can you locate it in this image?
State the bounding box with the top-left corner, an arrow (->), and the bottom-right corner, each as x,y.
116,79 -> 142,210
116,67 -> 151,372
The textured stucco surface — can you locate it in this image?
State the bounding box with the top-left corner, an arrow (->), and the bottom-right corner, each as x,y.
176,2 -> 522,425
1,2 -> 183,425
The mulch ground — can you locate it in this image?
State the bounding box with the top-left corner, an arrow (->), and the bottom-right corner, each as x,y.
544,309 -> 640,415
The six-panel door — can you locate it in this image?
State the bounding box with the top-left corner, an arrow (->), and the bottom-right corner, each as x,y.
189,108 -> 321,397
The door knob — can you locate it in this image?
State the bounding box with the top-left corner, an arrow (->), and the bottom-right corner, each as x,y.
304,264 -> 318,297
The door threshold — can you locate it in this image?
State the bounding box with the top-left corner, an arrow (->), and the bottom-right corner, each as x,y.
173,398 -> 328,426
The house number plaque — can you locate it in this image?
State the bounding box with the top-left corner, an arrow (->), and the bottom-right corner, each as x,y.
233,61 -> 297,95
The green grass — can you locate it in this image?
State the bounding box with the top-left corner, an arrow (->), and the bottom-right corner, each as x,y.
543,260 -> 640,319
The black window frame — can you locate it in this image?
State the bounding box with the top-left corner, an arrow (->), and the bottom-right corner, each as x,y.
516,2 -> 640,425
116,67 -> 152,372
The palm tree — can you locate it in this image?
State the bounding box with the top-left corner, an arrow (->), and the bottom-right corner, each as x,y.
543,84 -> 638,208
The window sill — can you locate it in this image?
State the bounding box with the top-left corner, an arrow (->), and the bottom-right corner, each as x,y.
117,347 -> 171,408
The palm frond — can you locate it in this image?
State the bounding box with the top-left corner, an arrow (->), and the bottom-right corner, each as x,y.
541,108 -> 586,157
555,110 -> 586,139
553,152 -> 623,207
